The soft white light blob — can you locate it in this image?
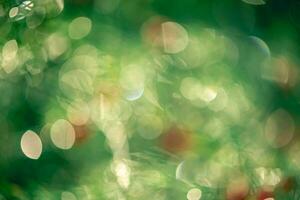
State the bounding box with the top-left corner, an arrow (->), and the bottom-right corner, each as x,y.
21,130 -> 42,159
50,119 -> 75,150
161,21 -> 189,54
9,7 -> 19,18
45,33 -> 69,60
187,188 -> 202,200
2,39 -> 19,73
68,17 -> 92,39
114,161 -> 131,189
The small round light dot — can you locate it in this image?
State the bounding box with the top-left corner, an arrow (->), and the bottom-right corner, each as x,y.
20,130 -> 42,159
187,188 -> 202,200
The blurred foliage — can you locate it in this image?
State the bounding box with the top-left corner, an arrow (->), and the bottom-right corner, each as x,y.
1,0 -> 300,199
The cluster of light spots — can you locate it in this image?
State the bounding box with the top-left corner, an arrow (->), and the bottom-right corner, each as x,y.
50,119 -> 75,149
264,109 -> 294,148
45,33 -> 69,60
161,22 -> 189,54
180,77 -> 221,107
1,39 -> 18,73
255,167 -> 282,186
242,0 -> 266,5
68,17 -> 92,40
61,191 -> 77,200
9,1 -> 34,21
67,100 -> 90,126
113,160 -> 131,189
20,130 -> 42,159
187,188 -> 202,200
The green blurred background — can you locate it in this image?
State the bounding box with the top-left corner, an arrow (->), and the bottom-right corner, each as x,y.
1,0 -> 300,199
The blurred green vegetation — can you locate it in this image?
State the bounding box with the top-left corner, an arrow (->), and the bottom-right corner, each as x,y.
1,0 -> 300,199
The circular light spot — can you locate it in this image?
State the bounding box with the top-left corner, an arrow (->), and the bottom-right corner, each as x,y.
61,191 -> 77,200
265,109 -> 294,148
45,33 -> 69,60
68,17 -> 92,40
20,130 -> 42,159
1,39 -> 18,73
161,21 -> 189,54
2,39 -> 18,59
9,7 -> 19,18
187,188 -> 202,200
50,119 -> 75,149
